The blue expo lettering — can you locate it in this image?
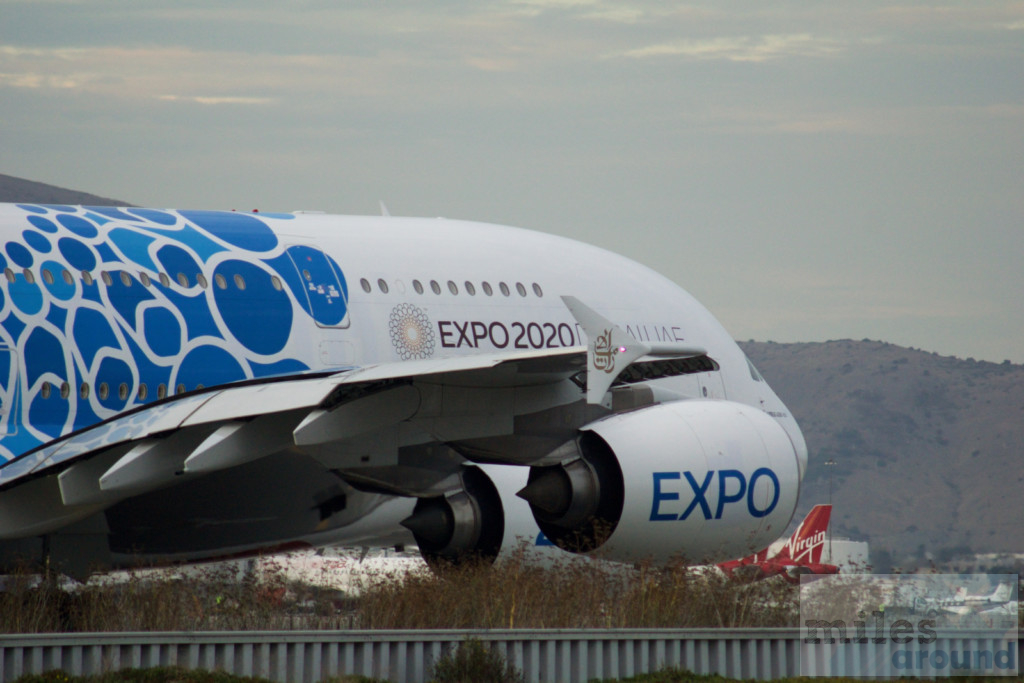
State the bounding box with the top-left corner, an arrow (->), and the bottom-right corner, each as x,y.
650,468 -> 780,521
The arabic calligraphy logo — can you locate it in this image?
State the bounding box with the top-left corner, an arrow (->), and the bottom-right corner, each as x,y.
593,328 -> 616,374
389,303 -> 436,360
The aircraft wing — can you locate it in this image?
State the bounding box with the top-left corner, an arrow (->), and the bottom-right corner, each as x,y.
0,337 -> 722,544
0,346 -> 590,546
0,346 -> 584,489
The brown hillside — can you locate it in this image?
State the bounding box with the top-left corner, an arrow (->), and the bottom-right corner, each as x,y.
741,340 -> 1024,559
0,173 -> 131,206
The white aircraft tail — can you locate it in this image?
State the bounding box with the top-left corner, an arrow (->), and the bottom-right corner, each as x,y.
989,582 -> 1012,603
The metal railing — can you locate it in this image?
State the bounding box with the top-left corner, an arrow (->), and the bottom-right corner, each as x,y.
1,628 -> 1018,682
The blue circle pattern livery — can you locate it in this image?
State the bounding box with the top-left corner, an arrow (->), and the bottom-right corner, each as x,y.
0,205 -> 349,464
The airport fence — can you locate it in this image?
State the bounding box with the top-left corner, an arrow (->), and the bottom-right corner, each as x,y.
1,628 -> 1019,682
2,628 -> 795,682
0,630 -> 1015,683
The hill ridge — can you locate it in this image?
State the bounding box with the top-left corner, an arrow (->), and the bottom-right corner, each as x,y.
0,172 -> 131,206
741,339 -> 1023,562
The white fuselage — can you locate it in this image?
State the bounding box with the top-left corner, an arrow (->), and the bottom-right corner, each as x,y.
0,204 -> 806,572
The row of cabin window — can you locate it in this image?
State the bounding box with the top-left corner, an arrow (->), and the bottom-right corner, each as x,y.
38,380 -> 198,402
2,267 -> 283,293
360,278 -> 543,298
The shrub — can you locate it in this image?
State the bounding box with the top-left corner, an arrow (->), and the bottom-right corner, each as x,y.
429,639 -> 523,683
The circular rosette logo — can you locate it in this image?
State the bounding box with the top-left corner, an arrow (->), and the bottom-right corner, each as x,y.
389,303 -> 436,360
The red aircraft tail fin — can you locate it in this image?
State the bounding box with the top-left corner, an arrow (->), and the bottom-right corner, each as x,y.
775,504 -> 831,563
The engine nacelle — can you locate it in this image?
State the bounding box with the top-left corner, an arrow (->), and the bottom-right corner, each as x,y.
401,466 -> 505,567
519,400 -> 802,564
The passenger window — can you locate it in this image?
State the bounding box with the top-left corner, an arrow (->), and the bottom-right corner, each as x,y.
216,274 -> 227,290
516,282 -> 527,297
140,272 -> 151,287
24,269 -> 35,284
177,273 -> 189,287
42,269 -> 54,285
377,278 -> 389,294
40,382 -> 51,399
176,383 -> 185,395
482,282 -> 493,296
118,383 -> 129,400
499,282 -> 510,297
101,272 -> 113,286
80,383 -> 90,399
159,273 -> 170,287
60,382 -> 70,400
197,273 -> 208,289
447,280 -> 458,295
98,383 -> 109,400
62,270 -> 74,285
120,272 -> 132,286
234,274 -> 246,290
465,281 -> 476,296
360,278 -> 371,293
532,283 -> 543,297
157,384 -> 167,399
413,280 -> 424,294
138,384 -> 148,401
4,268 -> 14,282
82,271 -> 94,286
271,276 -> 282,291
430,280 -> 441,295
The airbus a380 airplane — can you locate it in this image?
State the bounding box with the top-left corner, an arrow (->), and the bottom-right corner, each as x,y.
0,203 -> 808,578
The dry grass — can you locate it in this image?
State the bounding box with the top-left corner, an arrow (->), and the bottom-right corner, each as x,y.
0,556 -> 355,633
1,547 -> 798,633
357,549 -> 797,629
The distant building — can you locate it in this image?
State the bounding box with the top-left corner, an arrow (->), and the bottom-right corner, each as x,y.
824,538 -> 870,573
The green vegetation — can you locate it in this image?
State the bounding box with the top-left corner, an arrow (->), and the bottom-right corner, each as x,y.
428,638 -> 524,683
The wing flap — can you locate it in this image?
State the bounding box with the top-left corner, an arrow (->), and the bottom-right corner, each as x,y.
181,377 -> 340,426
99,426 -> 216,497
294,383 -> 420,447
183,412 -> 302,474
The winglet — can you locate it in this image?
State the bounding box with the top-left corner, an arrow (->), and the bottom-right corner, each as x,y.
561,296 -> 651,405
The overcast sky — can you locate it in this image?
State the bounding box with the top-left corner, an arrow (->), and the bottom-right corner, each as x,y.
2,1 -> 1022,363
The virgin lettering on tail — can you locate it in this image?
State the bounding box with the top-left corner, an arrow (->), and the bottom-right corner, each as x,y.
717,504 -> 838,583
776,504 -> 831,564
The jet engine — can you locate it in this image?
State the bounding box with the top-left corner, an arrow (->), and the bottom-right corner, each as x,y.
400,466 -> 505,567
518,400 -> 802,564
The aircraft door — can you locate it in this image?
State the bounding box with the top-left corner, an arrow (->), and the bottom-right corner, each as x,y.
697,371 -> 726,400
285,245 -> 350,329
